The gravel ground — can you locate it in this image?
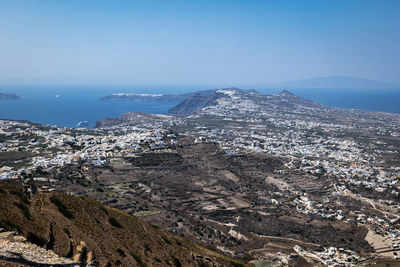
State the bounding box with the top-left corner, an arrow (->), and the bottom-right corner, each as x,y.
0,228 -> 80,266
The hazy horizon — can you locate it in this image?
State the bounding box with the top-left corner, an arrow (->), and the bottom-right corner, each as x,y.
1,0 -> 400,86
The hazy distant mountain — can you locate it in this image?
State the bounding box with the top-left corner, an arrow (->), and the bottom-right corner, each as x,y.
276,76 -> 400,89
0,93 -> 20,100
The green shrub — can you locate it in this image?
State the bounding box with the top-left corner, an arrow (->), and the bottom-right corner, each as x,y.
230,261 -> 245,267
100,206 -> 108,215
170,255 -> 182,267
144,243 -> 152,253
50,196 -> 74,219
131,253 -> 147,267
63,228 -> 70,236
162,235 -> 171,245
108,217 -> 122,228
116,248 -> 126,257
19,194 -> 30,205
27,232 -> 47,247
13,201 -> 32,220
174,238 -> 182,246
0,220 -> 21,233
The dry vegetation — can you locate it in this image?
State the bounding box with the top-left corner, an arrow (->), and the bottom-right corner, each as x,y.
0,181 -> 248,267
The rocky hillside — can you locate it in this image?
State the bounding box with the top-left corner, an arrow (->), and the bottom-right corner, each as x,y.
167,92 -> 221,115
167,88 -> 262,116
95,88 -> 329,124
167,88 -> 326,116
0,181 -> 248,267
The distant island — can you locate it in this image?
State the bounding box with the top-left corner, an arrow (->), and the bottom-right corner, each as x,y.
100,90 -> 216,103
100,93 -> 190,103
0,93 -> 20,100
275,76 -> 400,89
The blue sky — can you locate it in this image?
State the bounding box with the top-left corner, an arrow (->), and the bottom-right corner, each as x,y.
0,0 -> 399,86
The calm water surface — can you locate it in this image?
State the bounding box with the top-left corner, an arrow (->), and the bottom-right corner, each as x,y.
1,85 -> 400,128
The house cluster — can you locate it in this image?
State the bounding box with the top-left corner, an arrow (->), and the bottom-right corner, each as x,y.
0,120 -> 177,179
189,121 -> 399,196
295,245 -> 361,266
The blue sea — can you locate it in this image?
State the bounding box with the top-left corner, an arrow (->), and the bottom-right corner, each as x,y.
0,85 -> 400,128
285,88 -> 400,114
0,85 -> 179,128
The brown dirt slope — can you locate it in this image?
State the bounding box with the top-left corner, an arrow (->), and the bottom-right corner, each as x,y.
0,181 -> 248,267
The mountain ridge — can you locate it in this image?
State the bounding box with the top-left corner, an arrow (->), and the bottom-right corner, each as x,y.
167,88 -> 324,115
94,88 -> 331,126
